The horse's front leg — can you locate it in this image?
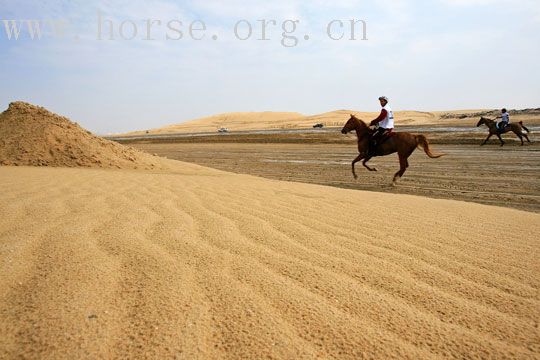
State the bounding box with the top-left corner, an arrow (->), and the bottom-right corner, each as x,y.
362,157 -> 377,172
481,133 -> 492,145
352,154 -> 364,179
496,133 -> 505,146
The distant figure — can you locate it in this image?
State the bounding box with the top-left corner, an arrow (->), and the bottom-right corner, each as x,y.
476,116 -> 530,146
495,108 -> 510,132
368,96 -> 394,157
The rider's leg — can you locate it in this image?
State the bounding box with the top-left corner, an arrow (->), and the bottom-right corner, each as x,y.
368,128 -> 383,156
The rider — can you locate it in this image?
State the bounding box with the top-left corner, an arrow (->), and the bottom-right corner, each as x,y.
368,96 -> 394,157
495,108 -> 510,131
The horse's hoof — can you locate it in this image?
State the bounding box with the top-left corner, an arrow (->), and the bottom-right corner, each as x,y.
371,168 -> 378,172
353,175 -> 358,180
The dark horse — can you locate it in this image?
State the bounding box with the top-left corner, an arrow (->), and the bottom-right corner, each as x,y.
476,117 -> 531,146
341,114 -> 444,183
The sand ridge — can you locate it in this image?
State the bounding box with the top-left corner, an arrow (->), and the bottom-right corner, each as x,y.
1,165 -> 538,359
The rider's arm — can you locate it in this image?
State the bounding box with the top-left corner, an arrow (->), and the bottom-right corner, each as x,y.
370,109 -> 387,126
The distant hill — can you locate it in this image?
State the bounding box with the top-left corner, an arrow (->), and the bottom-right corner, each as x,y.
117,108 -> 540,136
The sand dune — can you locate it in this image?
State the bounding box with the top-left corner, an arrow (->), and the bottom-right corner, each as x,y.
1,164 -> 538,359
120,110 -> 444,136
124,112 -> 306,136
117,109 -> 492,136
119,108 -> 540,137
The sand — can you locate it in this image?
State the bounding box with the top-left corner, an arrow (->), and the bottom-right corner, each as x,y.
1,164 -> 539,359
0,102 -> 165,170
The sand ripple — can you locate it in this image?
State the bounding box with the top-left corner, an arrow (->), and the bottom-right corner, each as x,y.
0,166 -> 538,359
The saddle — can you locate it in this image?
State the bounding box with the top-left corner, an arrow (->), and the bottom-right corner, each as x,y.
497,122 -> 509,132
368,128 -> 395,157
376,128 -> 395,145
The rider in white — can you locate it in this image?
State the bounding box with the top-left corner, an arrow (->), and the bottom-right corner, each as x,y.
368,96 -> 394,156
495,108 -> 510,131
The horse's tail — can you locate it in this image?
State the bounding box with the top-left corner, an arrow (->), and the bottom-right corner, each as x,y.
415,135 -> 445,159
519,121 -> 530,133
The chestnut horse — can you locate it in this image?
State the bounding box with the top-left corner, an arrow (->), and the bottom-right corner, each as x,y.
476,117 -> 531,146
341,114 -> 444,183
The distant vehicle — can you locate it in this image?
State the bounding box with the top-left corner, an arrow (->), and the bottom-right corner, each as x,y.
218,127 -> 229,133
313,123 -> 324,128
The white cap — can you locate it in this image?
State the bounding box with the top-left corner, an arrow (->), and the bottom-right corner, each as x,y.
379,96 -> 389,102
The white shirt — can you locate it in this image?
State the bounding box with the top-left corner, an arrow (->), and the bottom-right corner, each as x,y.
501,113 -> 510,123
379,104 -> 394,129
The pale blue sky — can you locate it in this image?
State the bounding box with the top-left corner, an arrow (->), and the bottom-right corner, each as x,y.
1,0 -> 539,133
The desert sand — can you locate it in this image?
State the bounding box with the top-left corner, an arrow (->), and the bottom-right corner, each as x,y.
1,164 -> 539,359
1,102 -> 539,359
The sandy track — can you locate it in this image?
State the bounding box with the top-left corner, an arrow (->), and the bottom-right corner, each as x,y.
131,143 -> 540,213
1,166 -> 539,359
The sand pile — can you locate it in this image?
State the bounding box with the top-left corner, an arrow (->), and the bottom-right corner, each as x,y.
0,102 -> 162,169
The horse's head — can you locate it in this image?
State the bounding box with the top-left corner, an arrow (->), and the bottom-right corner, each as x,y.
341,114 -> 360,134
477,117 -> 488,127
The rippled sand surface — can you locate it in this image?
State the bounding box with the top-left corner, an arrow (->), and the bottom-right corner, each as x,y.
1,165 -> 538,359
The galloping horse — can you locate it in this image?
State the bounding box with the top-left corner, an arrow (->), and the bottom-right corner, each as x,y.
476,117 -> 531,146
341,114 -> 444,183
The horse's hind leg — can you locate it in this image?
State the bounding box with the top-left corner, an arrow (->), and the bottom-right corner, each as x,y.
496,133 -> 505,146
362,157 -> 377,172
393,155 -> 408,184
524,133 -> 531,143
513,131 -> 524,145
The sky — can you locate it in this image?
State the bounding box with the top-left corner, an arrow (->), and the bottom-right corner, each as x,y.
0,0 -> 539,134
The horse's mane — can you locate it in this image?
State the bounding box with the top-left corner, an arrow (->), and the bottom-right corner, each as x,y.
351,114 -> 369,128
